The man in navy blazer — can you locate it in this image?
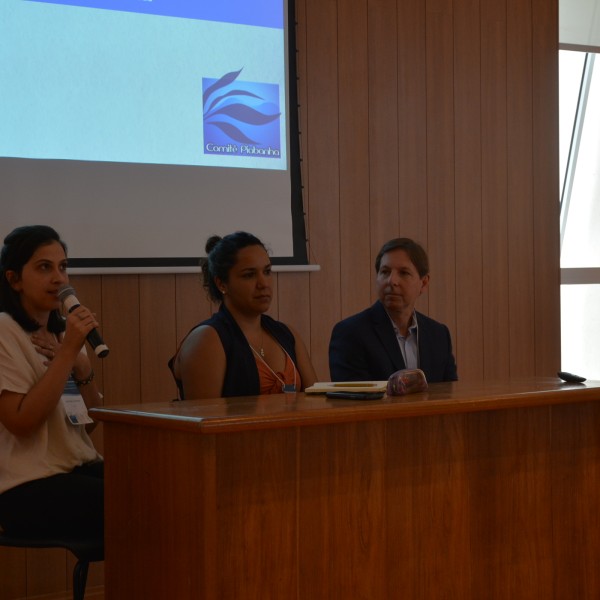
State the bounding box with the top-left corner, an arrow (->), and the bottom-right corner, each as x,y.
329,238 -> 458,383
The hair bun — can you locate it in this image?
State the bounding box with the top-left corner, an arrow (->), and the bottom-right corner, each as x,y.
205,235 -> 222,254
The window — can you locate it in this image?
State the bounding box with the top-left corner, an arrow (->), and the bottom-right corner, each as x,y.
560,49 -> 600,379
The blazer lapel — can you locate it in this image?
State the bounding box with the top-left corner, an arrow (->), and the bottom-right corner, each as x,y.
371,301 -> 406,372
415,312 -> 432,375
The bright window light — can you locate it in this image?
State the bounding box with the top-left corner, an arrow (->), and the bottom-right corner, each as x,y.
560,49 -> 600,380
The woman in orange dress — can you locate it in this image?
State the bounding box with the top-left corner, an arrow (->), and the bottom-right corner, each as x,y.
169,232 -> 317,399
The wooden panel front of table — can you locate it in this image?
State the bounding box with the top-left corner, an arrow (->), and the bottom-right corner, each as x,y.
91,379 -> 600,599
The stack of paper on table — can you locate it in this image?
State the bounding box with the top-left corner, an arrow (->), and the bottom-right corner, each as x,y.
304,381 -> 388,394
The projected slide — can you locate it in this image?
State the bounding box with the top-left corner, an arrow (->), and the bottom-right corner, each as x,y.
0,0 -> 303,265
1,0 -> 287,170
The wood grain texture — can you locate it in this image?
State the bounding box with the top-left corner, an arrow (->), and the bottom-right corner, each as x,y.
506,0 -> 536,377
466,408 -> 553,598
397,0 -> 428,250
338,0 -> 372,317
94,382 -> 600,599
102,424 -> 217,599
481,0 -> 510,380
101,275 -> 141,406
531,0 -> 561,376
300,421 -> 387,598
368,0 -> 400,273
139,275 -> 178,402
304,0 -> 341,374
550,401 -> 600,598
386,414 -> 472,598
453,0 -> 484,379
174,273 -> 212,345
216,429 -> 298,598
425,0 -> 457,339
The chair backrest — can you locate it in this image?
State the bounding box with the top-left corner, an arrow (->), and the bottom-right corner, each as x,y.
0,532 -> 104,559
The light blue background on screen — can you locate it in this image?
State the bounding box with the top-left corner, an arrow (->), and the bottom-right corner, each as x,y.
0,1 -> 286,169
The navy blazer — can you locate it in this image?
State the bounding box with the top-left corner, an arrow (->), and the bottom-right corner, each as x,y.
329,301 -> 458,383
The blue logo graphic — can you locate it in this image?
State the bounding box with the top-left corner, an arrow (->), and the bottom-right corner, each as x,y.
202,69 -> 281,159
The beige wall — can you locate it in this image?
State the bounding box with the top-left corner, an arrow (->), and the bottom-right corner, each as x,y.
0,0 -> 561,596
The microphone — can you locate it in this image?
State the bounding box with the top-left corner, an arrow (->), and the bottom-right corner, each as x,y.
58,285 -> 110,358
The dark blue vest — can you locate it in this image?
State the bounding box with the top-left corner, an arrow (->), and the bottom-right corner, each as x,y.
169,304 -> 297,399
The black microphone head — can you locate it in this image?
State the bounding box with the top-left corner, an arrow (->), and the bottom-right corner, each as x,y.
57,284 -> 76,303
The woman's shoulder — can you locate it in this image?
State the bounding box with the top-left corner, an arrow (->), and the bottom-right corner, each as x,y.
0,312 -> 16,327
180,323 -> 221,353
0,314 -> 38,382
0,312 -> 27,341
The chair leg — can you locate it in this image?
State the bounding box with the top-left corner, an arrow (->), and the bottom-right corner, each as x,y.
72,559 -> 90,600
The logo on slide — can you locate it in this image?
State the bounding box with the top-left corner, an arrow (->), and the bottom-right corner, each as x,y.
202,69 -> 281,158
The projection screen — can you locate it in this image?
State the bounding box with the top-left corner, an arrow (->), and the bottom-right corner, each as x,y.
0,0 -> 307,270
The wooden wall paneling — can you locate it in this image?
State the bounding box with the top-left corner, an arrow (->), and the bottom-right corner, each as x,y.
174,273 -> 213,345
101,275 -> 141,406
276,272 -> 317,376
397,0 -> 430,318
425,0 -> 457,335
480,0 -> 510,379
0,547 -> 25,600
385,414 -> 471,597
397,0 -> 428,252
139,275 -> 177,403
367,0 -> 400,293
337,0 -> 371,317
506,0 -> 536,377
304,0 -> 341,379
299,422 -> 387,599
467,408 -> 553,598
551,401 -> 600,597
531,0 -> 561,376
26,547 -> 67,597
453,0 -> 484,380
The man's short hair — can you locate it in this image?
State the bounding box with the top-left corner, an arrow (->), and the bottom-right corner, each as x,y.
374,238 -> 429,277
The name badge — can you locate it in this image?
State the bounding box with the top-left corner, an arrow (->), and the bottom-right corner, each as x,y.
61,378 -> 93,425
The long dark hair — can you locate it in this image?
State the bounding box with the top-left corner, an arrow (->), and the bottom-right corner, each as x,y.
0,225 -> 67,333
202,232 -> 266,303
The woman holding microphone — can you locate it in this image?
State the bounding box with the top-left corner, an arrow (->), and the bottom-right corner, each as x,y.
0,225 -> 104,538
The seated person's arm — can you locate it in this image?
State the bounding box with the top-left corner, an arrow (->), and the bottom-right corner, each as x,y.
177,325 -> 227,399
287,325 -> 317,390
328,323 -> 372,381
0,320 -> 93,437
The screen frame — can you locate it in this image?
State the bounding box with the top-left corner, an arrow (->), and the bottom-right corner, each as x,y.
1,0 -> 308,272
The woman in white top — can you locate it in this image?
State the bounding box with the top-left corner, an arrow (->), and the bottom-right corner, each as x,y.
0,225 -> 103,537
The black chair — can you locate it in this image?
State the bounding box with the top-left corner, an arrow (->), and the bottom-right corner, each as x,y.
0,531 -> 104,600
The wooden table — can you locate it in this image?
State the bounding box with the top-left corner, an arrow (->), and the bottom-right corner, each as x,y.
91,378 -> 600,599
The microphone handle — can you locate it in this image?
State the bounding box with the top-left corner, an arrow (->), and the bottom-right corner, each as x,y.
66,302 -> 110,358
